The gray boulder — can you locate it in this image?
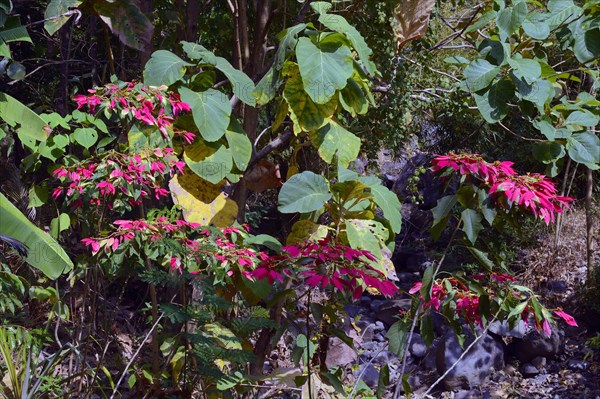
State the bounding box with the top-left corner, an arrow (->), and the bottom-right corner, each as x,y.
435,330 -> 505,391
511,323 -> 564,362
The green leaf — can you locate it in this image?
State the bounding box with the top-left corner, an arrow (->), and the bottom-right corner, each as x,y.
94,0 -> 153,51
467,247 -> 495,271
274,23 -> 307,70
6,61 -> 25,80
514,78 -> 554,112
44,0 -> 82,35
464,59 -> 500,92
296,37 -> 353,104
184,140 -> 233,184
533,141 -> 566,164
376,364 -> 390,399
278,171 -> 332,213
181,41 -> 256,106
522,12 -> 550,40
461,208 -> 484,244
0,16 -> 32,44
369,184 -> 402,234
420,315 -> 434,347
473,79 -> 514,123
345,219 -> 384,261
545,0 -> 582,28
179,87 -> 232,142
0,193 -> 72,279
465,10 -> 497,33
283,67 -> 337,132
432,195 -> 457,226
573,27 -> 600,64
28,185 -> 48,208
339,78 -> 368,116
508,58 -> 541,83
224,118 -> 251,171
386,320 -> 408,356
309,121 -> 360,167
0,92 -> 49,141
497,2 -> 528,35
566,132 -> 600,169
144,50 -> 192,86
71,127 -> 98,149
254,67 -> 281,106
315,11 -> 375,75
50,213 -> 70,239
444,55 -> 470,65
565,110 -> 599,127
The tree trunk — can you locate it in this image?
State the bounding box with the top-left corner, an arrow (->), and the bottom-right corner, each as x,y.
586,167 -> 595,280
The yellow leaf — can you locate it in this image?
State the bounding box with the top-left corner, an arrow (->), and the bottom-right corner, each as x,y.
169,172 -> 238,227
286,220 -> 329,245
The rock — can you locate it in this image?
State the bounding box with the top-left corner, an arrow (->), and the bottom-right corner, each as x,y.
519,363 -> 540,377
567,359 -> 589,371
373,298 -> 412,326
455,389 -> 481,399
408,333 -> 427,359
512,324 -> 564,362
531,356 -> 547,370
546,280 -> 568,293
325,335 -> 358,369
356,364 -> 379,388
435,330 -> 505,391
489,320 -> 527,338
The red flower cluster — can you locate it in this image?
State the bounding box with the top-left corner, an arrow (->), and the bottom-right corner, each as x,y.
73,82 -> 194,141
52,148 -> 184,211
246,239 -> 399,299
432,153 -> 573,224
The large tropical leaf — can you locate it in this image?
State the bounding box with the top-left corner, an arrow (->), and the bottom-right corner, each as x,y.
0,193 -> 72,279
309,121 -> 361,167
179,87 -> 232,142
44,0 -> 82,35
184,140 -> 233,184
144,50 -> 192,86
278,171 -> 332,213
94,0 -> 153,51
0,92 -> 49,141
295,37 -> 353,104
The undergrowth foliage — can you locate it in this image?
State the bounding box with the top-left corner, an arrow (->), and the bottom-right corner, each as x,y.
0,0 -> 596,398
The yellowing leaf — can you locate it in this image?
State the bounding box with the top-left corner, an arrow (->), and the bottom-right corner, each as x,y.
169,173 -> 238,227
286,220 -> 329,245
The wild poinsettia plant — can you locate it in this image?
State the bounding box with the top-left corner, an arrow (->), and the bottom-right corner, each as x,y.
432,153 -> 573,224
74,81 -> 194,142
408,272 -> 577,340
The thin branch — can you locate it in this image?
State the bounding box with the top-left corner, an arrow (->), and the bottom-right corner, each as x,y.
498,121 -> 544,142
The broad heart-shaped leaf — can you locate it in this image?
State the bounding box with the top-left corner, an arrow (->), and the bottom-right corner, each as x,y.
144,50 -> 192,86
464,59 -> 500,92
254,67 -> 281,106
315,11 -> 375,76
545,0 -> 582,28
169,173 -> 238,227
513,77 -> 554,112
71,127 -> 98,149
432,195 -> 458,226
386,320 -> 408,357
0,92 -> 49,141
573,27 -> 600,64
565,110 -> 599,127
296,37 -> 353,104
274,23 -> 307,70
0,16 -> 32,44
94,0 -> 153,51
179,87 -> 232,142
566,132 -> 600,170
392,0 -> 436,48
522,12 -> 550,40
286,220 -> 329,245
184,139 -> 233,184
50,213 -> 70,239
473,79 -> 514,123
533,141 -> 566,164
224,119 -> 251,171
340,78 -> 368,116
278,171 -> 332,214
345,219 -> 383,261
496,2 -> 527,36
461,208 -> 484,244
44,0 -> 82,36
283,67 -> 338,133
180,41 -> 256,106
508,58 -> 541,84
369,184 -> 402,235
0,193 -> 72,279
309,121 -> 360,167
